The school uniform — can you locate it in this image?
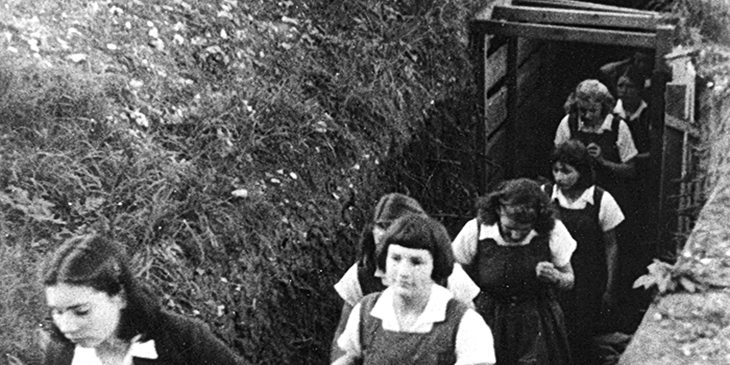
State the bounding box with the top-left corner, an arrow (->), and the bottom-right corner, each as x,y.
545,184 -> 624,363
43,311 -> 242,365
337,284 -> 495,365
452,219 -> 576,365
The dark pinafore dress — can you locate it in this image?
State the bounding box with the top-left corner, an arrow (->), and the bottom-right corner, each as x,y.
550,185 -> 607,363
567,113 -> 630,212
470,226 -> 572,365
358,292 -> 469,365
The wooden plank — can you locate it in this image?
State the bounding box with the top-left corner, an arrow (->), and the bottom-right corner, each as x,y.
485,44 -> 508,92
513,0 -> 658,15
517,37 -> 542,67
504,37 -> 519,179
486,86 -> 508,136
469,20 -> 488,196
484,127 -> 508,190
516,53 -> 543,106
474,19 -> 657,48
665,114 -> 699,138
492,5 -> 661,31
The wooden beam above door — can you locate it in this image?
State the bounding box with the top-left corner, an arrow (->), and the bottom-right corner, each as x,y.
492,5 -> 662,31
513,0 -> 658,14
472,19 -> 657,48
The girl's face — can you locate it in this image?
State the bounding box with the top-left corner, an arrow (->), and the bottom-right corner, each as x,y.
45,283 -> 126,348
577,99 -> 604,126
553,161 -> 580,192
617,76 -> 641,104
385,244 -> 434,300
498,207 -> 534,244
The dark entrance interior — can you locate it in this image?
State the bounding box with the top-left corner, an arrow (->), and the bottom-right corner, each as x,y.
512,42 -> 655,181
470,0 -> 680,334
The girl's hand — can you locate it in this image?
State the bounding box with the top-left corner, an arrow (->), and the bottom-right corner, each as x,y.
587,142 -> 605,164
601,290 -> 616,309
535,261 -> 559,284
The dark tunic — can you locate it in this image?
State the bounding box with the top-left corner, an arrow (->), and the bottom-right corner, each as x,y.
470,230 -> 572,365
624,110 -> 650,155
550,185 -> 607,363
358,292 -> 468,365
43,311 -> 242,365
567,113 -> 629,210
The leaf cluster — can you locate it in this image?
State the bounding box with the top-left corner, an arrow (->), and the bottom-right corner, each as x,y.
634,258 -> 708,295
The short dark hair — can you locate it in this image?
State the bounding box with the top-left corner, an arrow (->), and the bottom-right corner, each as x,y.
618,65 -> 645,91
42,234 -> 160,342
477,178 -> 556,235
359,193 -> 426,271
550,140 -> 595,191
376,214 -> 454,283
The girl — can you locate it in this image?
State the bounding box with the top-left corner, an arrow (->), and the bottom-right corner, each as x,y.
553,79 -> 638,214
614,65 -> 650,159
547,140 -> 625,364
41,234 -> 242,365
333,214 -> 495,365
452,178 -> 576,365
331,193 -> 479,361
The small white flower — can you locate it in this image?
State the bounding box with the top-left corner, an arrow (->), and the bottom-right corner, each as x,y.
231,189 -> 248,198
130,110 -> 149,128
66,53 -> 87,63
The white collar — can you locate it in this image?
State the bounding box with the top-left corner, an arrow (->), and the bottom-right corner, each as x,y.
71,336 -> 158,365
369,284 -> 452,332
614,99 -> 648,121
478,222 -> 537,246
577,114 -> 615,134
550,185 -> 596,208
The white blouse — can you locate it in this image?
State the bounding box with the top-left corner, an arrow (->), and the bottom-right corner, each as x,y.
337,284 -> 496,365
71,336 -> 157,365
452,218 -> 576,268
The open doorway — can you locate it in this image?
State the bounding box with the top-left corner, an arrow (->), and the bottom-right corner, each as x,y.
470,0 -> 681,338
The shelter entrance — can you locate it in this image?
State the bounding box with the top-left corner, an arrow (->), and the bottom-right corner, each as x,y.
470,0 -> 697,268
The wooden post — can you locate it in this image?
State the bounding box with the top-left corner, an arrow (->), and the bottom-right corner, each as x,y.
653,25 -> 679,260
469,20 -> 487,196
504,37 -> 518,179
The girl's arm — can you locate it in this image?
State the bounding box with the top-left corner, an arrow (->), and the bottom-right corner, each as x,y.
596,156 -> 637,179
602,229 -> 619,307
332,354 -> 361,365
330,303 -> 354,363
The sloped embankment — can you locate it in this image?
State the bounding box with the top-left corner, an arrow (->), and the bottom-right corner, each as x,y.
619,48 -> 730,364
